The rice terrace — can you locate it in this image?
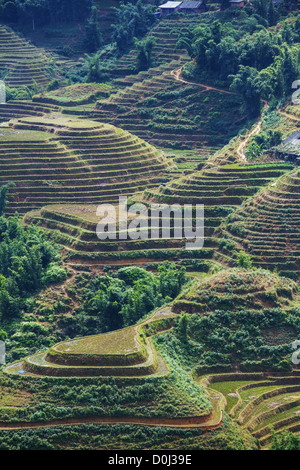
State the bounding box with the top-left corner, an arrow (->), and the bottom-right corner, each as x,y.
0,0 -> 299,455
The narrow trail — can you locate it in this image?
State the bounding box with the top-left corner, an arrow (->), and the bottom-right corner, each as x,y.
279,110 -> 300,122
237,101 -> 268,162
171,66 -> 265,164
237,120 -> 262,162
170,67 -> 235,95
0,412 -> 223,432
171,67 -> 273,164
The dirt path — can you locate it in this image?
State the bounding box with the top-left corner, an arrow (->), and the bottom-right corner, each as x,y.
237,120 -> 262,162
170,67 -> 235,95
171,67 -> 272,164
0,411 -> 223,431
236,101 -> 268,162
279,110 -> 300,122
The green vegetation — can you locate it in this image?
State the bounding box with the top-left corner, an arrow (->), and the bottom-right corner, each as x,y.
111,0 -> 156,55
181,8 -> 300,116
0,0 -> 93,28
0,1 -> 299,451
173,268 -> 299,313
270,430 -> 300,450
74,263 -> 186,332
0,212 -> 65,330
0,418 -> 258,450
170,268 -> 300,373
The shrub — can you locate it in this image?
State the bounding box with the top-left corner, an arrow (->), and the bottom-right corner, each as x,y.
42,264 -> 68,286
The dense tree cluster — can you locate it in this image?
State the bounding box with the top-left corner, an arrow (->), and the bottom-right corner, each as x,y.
135,36 -> 156,72
54,263 -> 186,340
78,263 -> 187,333
186,307 -> 300,372
83,6 -> 103,53
111,0 -> 157,54
246,129 -> 282,159
0,0 -> 92,28
271,429 -> 300,450
0,213 -> 64,325
180,8 -> 300,116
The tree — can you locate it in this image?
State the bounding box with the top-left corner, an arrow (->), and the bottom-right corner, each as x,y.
85,53 -> 109,82
21,0 -> 47,31
0,183 -> 15,217
237,250 -> 253,269
83,6 -> 103,53
230,66 -> 261,117
245,142 -> 262,160
178,313 -> 189,343
135,36 -> 156,72
2,1 -> 19,22
280,45 -> 299,94
270,429 -> 300,450
111,0 -> 156,55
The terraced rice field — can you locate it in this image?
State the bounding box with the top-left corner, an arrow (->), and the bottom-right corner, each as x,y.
5,307 -> 175,378
81,65 -> 245,149
223,169 -> 300,280
0,116 -> 173,214
172,268 -> 299,314
0,100 -> 60,122
33,83 -> 112,107
130,162 -> 293,261
24,202 -> 216,267
0,26 -> 54,90
202,372 -> 300,449
24,161 -> 294,267
0,11 -> 300,450
104,17 -> 199,77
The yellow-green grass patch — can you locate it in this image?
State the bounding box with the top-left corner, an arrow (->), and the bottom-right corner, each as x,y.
53,326 -> 140,356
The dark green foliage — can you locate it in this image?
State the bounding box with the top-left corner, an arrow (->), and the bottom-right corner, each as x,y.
187,307 -> 300,372
181,11 -> 300,116
82,6 -> 103,53
0,328 -> 7,341
0,0 -> 93,28
0,415 -> 257,450
0,214 -> 61,323
85,54 -> 110,83
178,312 -> 189,343
46,79 -> 60,92
0,183 -> 15,217
237,251 -> 253,269
111,0 -> 156,54
80,262 -> 187,332
246,129 -> 282,159
135,36 -> 156,72
270,429 -> 300,450
230,66 -> 261,117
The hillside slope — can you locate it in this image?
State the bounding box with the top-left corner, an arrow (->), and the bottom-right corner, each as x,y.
0,116 -> 173,214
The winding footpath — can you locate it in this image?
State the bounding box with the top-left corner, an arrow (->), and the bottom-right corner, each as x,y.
236,101 -> 269,162
170,67 -> 235,95
171,67 -> 269,163
236,119 -> 263,162
0,410 -> 223,431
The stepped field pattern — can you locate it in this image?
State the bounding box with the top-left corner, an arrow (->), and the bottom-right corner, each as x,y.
0,3 -> 300,451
